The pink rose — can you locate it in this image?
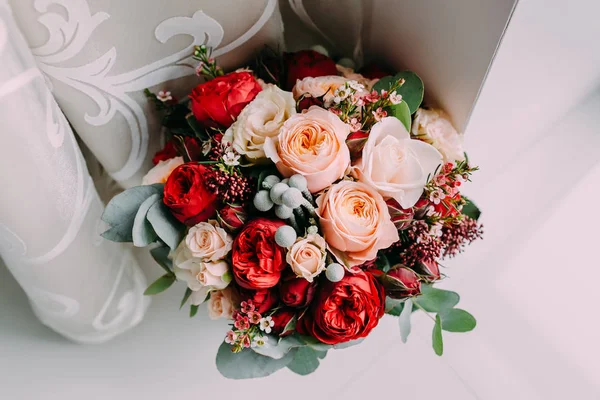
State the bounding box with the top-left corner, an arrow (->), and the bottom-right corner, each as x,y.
207,287 -> 239,320
286,233 -> 327,282
264,106 -> 350,193
292,76 -> 348,104
316,180 -> 399,267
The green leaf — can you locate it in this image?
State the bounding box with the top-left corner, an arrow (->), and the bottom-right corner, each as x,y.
253,334 -> 305,359
144,274 -> 175,296
385,297 -> 404,316
216,342 -> 297,379
101,184 -> 164,242
298,335 -> 333,352
186,113 -> 209,141
180,288 -> 192,309
150,245 -> 173,275
415,285 -> 460,313
399,298 -> 412,343
462,197 -> 481,221
333,338 -> 364,350
162,104 -> 194,136
432,314 -> 444,356
146,201 -> 185,250
376,254 -> 391,273
388,100 -> 411,131
132,194 -> 160,247
439,308 -> 477,332
393,71 -> 424,114
190,304 -> 199,318
372,76 -> 395,93
287,346 -> 322,376
282,315 -> 297,336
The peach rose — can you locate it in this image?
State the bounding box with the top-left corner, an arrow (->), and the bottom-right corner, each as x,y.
354,117 -> 443,209
292,76 -> 348,103
412,108 -> 465,163
336,64 -> 378,90
286,233 -> 327,282
316,180 -> 399,267
185,220 -> 232,261
264,106 -> 351,193
141,156 -> 183,185
207,287 -> 239,320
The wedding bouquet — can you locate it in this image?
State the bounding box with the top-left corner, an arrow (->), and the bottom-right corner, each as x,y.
101,45 -> 482,379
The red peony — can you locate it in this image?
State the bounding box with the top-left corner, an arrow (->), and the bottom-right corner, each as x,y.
297,270 -> 385,345
231,218 -> 286,289
283,50 -> 338,90
239,288 -> 279,314
190,72 -> 262,128
271,308 -> 296,336
279,271 -> 316,308
163,163 -> 217,226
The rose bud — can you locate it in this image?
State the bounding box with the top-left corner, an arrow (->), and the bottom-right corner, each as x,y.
271,308 -> 296,336
386,198 -> 415,231
217,204 -> 247,233
238,288 -> 279,314
346,131 -> 369,160
378,266 -> 421,299
283,50 -> 338,90
413,260 -> 441,282
279,270 -> 316,308
413,198 -> 433,219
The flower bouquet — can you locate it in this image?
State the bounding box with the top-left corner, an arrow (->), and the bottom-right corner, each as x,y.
101,45 -> 482,379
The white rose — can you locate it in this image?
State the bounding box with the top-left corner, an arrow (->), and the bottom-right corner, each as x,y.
354,117 -> 443,209
223,84 -> 296,162
412,108 -> 465,163
173,242 -> 232,305
141,157 -> 183,185
185,220 -> 232,261
292,75 -> 348,103
207,287 -> 239,320
286,233 -> 327,282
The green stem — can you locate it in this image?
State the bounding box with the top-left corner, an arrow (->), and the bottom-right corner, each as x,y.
412,300 -> 437,323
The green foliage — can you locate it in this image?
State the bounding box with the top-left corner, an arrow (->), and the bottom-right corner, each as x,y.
150,245 -> 173,275
190,304 -> 199,318
439,308 -> 477,332
101,184 -> 164,242
132,194 -> 160,247
375,253 -> 391,273
332,338 -> 364,350
414,284 -> 460,313
144,274 -> 175,296
185,113 -> 209,141
432,315 -> 444,356
373,71 -> 424,114
216,342 -> 298,379
399,298 -> 413,343
462,197 -> 481,221
385,297 -> 404,316
389,100 -> 412,131
146,201 -> 185,250
180,288 -> 192,309
287,347 -> 323,376
252,334 -> 305,359
162,104 -> 194,137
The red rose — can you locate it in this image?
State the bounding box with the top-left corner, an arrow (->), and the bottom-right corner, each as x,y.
297,95 -> 323,111
239,288 -> 279,314
217,204 -> 247,233
283,50 -> 338,90
279,270 -> 316,308
297,270 -> 384,345
163,163 -> 217,226
271,308 -> 296,336
373,266 -> 421,299
190,72 -> 262,128
231,218 -> 286,289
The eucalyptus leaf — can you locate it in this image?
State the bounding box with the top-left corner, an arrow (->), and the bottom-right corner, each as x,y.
144,274 -> 175,296
252,335 -> 305,359
462,197 -> 481,221
150,245 -> 173,275
216,342 -> 297,379
146,201 -> 185,250
389,100 -> 412,132
132,194 -> 161,247
333,338 -> 364,350
385,297 -> 404,316
415,285 -> 460,313
298,335 -> 333,352
101,184 -> 164,242
190,304 -> 199,318
287,346 -> 322,376
179,288 -> 192,309
372,76 -> 395,93
439,308 -> 477,332
432,314 -> 444,356
399,298 -> 413,343
392,71 -> 424,113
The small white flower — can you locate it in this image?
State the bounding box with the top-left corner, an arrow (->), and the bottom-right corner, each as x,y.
347,80 -> 365,92
430,223 -> 444,237
252,336 -> 268,347
223,150 -> 241,167
259,316 -> 275,334
157,90 -> 172,102
389,91 -> 403,105
429,188 -> 446,205
425,205 -> 438,217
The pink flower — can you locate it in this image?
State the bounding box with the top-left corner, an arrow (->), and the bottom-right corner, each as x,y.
316,180 -> 399,268
292,76 -> 348,103
240,300 -> 255,314
364,90 -> 380,103
234,315 -> 250,330
247,311 -> 262,324
225,330 -> 238,344
372,107 -> 387,122
264,106 -> 351,193
240,334 -> 251,348
208,287 -> 239,320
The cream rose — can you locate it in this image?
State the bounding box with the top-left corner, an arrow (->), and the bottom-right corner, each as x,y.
316,180 -> 399,267
292,75 -> 348,103
264,106 -> 351,193
354,117 -> 443,209
207,287 -> 239,320
185,220 -> 232,261
141,157 -> 183,185
223,84 -> 296,162
412,108 -> 465,163
286,233 -> 327,282
173,242 -> 232,305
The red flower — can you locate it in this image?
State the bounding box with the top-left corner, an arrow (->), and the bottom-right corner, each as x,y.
239,288 -> 279,314
283,50 -> 338,90
386,198 -> 415,230
372,266 -> 421,299
232,218 -> 286,289
297,270 -> 384,345
359,63 -> 391,80
152,138 -> 204,164
163,163 -> 217,226
152,141 -> 177,165
217,204 -> 247,233
433,193 -> 462,218
414,260 -> 441,282
190,72 -> 262,129
279,271 -> 316,308
271,308 -> 296,336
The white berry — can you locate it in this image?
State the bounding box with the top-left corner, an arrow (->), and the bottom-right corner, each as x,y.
274,204 -> 294,219
269,182 -> 289,205
253,190 -> 274,212
325,263 -> 345,282
288,174 -> 308,191
275,225 -> 297,247
281,187 -> 303,209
